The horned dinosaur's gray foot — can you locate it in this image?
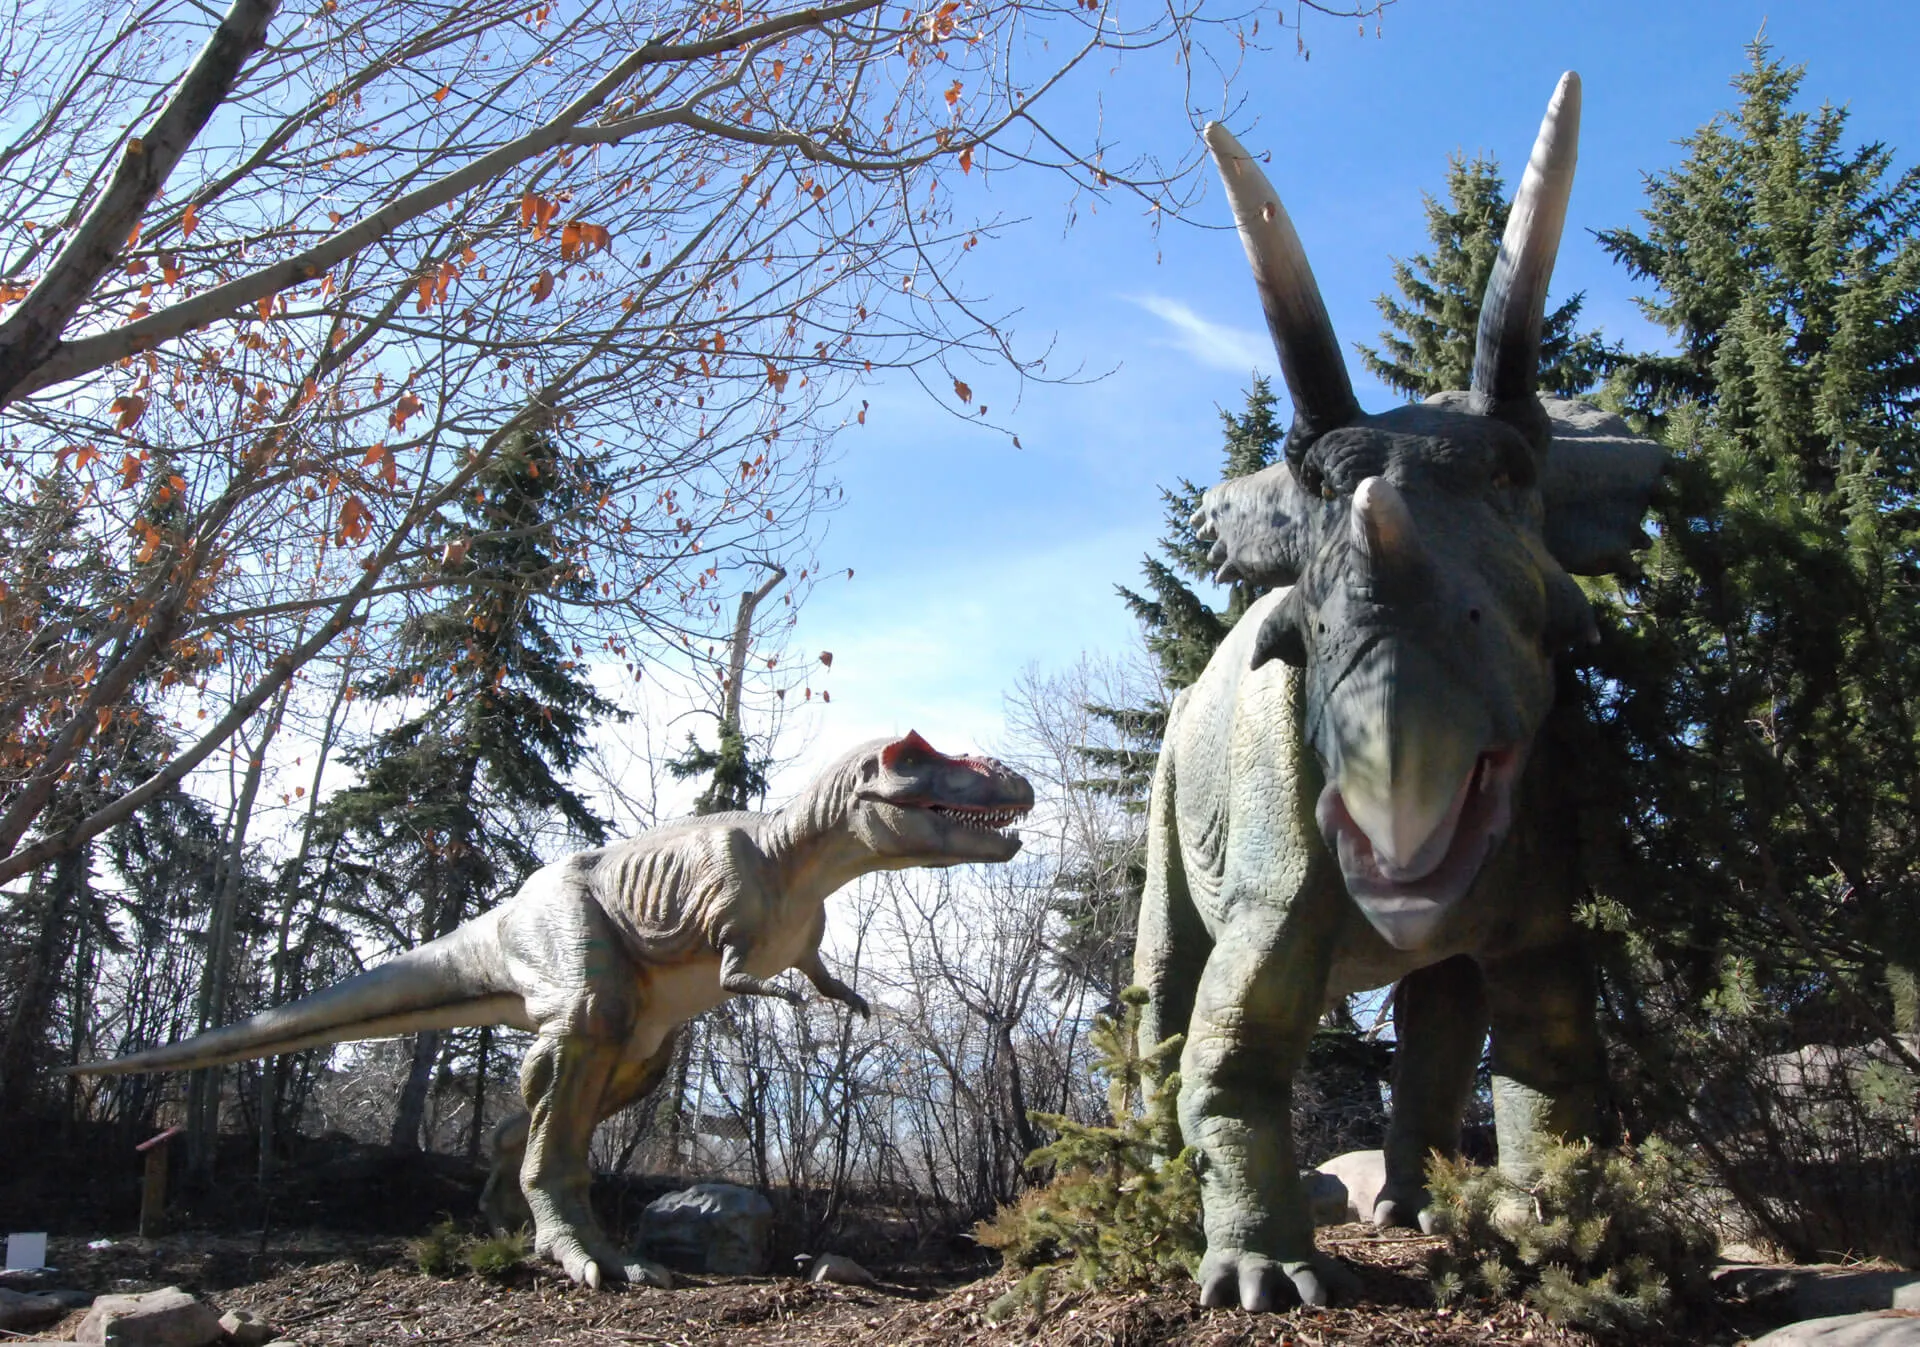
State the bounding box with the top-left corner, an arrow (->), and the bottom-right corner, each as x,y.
1196,1248 -> 1356,1310
1371,1191 -> 1439,1234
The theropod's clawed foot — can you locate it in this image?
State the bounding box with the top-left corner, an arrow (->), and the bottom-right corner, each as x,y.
533,1209 -> 673,1290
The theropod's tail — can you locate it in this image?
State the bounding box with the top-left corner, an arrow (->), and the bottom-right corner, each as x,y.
71,911 -> 526,1076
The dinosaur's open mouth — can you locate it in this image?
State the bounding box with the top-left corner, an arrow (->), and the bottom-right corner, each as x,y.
1315,746 -> 1521,949
923,802 -> 1031,837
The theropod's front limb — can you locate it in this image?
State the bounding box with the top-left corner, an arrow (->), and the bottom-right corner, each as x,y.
796,948 -> 870,1019
719,940 -> 804,1005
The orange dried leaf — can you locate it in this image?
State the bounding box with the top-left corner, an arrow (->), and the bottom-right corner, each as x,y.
530,269 -> 554,302
390,392 -> 423,431
337,494 -> 371,544
432,83 -> 451,103
959,145 -> 972,174
119,453 -> 142,487
952,377 -> 971,404
110,394 -> 147,430
182,202 -> 198,238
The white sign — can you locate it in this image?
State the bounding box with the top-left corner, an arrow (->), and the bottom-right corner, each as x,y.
4,1231 -> 48,1269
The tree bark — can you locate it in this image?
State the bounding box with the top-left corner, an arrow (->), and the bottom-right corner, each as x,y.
0,0 -> 278,406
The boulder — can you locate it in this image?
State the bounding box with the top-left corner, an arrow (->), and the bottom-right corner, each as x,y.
217,1309 -> 278,1347
0,1287 -> 68,1333
1303,1170 -> 1349,1227
1749,1311 -> 1920,1345
637,1183 -> 774,1274
1308,1149 -> 1386,1226
76,1287 -> 223,1347
1718,1266 -> 1920,1321
805,1253 -> 876,1287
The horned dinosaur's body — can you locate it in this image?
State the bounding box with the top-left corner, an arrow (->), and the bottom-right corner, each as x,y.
1135,76 -> 1667,1312
78,732 -> 1032,1289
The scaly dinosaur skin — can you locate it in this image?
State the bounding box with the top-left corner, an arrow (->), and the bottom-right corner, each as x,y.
1136,75 -> 1667,1312
75,731 -> 1032,1289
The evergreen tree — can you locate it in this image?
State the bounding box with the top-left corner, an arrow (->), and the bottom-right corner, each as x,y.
1043,382 -> 1287,1008
1356,152 -> 1617,400
322,429 -> 621,1150
1581,43 -> 1920,1262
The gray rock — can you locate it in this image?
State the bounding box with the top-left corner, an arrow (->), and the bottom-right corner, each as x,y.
0,1287 -> 69,1332
218,1309 -> 278,1347
37,1288 -> 96,1310
1717,1265 -> 1920,1320
1749,1311 -> 1920,1345
1303,1170 -> 1349,1227
806,1253 -> 876,1287
1309,1149 -> 1386,1226
76,1286 -> 223,1347
637,1183 -> 774,1275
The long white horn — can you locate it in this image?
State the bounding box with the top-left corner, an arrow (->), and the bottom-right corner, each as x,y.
1205,122 -> 1359,457
1470,72 -> 1581,452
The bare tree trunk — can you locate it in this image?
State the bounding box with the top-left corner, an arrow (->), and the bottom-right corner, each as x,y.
390,1030 -> 442,1153
259,647 -> 357,1181
187,683 -> 290,1174
465,1026 -> 492,1164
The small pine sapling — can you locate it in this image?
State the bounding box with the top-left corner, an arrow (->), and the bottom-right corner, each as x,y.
409,1219 -> 467,1278
974,986 -> 1203,1320
1424,1137 -> 1717,1337
464,1231 -> 531,1279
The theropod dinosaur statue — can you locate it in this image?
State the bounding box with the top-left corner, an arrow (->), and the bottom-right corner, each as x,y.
1136,73 -> 1667,1311
77,731 -> 1032,1289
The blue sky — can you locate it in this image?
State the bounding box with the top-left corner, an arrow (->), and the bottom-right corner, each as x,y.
741,0 -> 1920,792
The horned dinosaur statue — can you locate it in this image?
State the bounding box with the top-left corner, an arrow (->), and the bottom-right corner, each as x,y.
1135,72 -> 1667,1312
77,731 -> 1033,1290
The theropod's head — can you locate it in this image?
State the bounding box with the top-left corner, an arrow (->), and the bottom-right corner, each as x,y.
847,731 -> 1035,864
1194,74 -> 1664,950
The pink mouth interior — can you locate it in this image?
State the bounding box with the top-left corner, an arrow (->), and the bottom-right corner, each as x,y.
1316,747 -> 1520,905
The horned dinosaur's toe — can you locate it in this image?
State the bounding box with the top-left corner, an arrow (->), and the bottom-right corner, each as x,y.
1197,1250 -> 1336,1311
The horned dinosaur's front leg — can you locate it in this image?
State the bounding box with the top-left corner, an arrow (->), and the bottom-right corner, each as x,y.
1481,940 -> 1608,1185
796,948 -> 870,1018
1376,955 -> 1489,1231
1180,903 -> 1350,1311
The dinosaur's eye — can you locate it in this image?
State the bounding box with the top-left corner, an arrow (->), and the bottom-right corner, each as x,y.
1490,470 -> 1512,491
1320,480 -> 1337,501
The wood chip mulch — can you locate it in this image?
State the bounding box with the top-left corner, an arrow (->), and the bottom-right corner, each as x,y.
22,1225 -> 1715,1347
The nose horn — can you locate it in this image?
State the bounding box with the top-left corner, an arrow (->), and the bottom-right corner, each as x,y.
1349,477 -> 1427,593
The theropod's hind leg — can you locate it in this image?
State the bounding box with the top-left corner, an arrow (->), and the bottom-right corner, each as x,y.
585,1026 -> 682,1289
495,879 -> 649,1289
487,1026 -> 680,1288
1376,955 -> 1487,1231
482,1110 -> 534,1234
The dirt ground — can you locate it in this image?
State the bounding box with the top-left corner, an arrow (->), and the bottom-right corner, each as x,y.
16,1223 -> 1774,1347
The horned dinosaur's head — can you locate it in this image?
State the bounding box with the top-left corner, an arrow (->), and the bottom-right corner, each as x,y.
1194,74 -> 1664,950
846,730 -> 1035,864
